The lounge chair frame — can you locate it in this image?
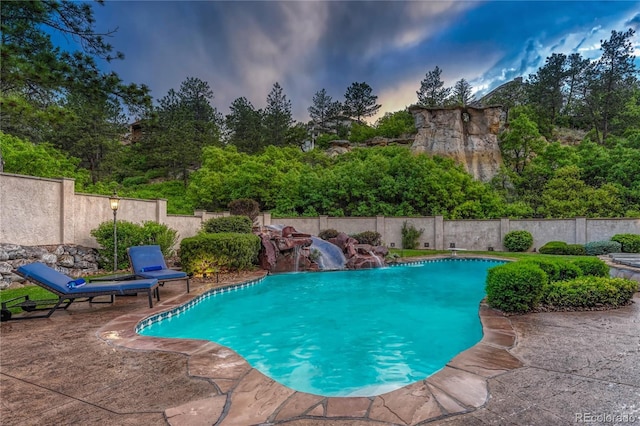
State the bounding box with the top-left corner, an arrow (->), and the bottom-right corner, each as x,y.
2,263 -> 160,321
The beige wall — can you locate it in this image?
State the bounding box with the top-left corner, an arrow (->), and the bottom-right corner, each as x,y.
1,174 -> 63,245
2,173 -> 639,251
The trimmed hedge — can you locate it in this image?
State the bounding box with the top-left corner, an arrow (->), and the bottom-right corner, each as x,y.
520,258 -> 560,282
503,230 -> 533,252
351,231 -> 382,246
571,258 -> 609,277
538,241 -> 585,255
566,244 -> 586,255
542,277 -> 637,308
584,240 -> 622,256
538,241 -> 569,255
555,260 -> 583,281
180,233 -> 261,274
485,262 -> 547,313
611,234 -> 640,253
202,215 -> 253,234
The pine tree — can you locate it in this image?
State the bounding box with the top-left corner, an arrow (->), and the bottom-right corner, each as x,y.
449,79 -> 476,106
263,82 -> 293,146
416,66 -> 451,107
225,97 -> 264,153
343,82 -> 381,122
308,88 -> 333,130
582,29 -> 638,142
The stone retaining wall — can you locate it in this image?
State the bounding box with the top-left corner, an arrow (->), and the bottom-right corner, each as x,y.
0,244 -> 100,289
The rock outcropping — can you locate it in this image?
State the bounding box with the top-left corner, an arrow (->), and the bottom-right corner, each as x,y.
256,226 -> 387,273
409,105 -> 504,182
0,244 -> 100,289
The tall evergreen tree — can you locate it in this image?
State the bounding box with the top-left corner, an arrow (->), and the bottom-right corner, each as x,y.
225,97 -> 264,153
581,29 -> 638,142
343,82 -> 381,122
263,82 -> 293,146
527,53 -> 568,127
140,77 -> 221,186
449,79 -> 476,106
308,88 -> 333,130
416,66 -> 451,107
0,0 -> 149,143
563,53 -> 590,119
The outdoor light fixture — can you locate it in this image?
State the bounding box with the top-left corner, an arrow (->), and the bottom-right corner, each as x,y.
390,243 -> 395,248
450,242 -> 456,248
109,193 -> 120,272
424,242 -> 429,248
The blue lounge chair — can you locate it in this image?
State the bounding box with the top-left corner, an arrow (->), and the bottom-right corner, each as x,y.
127,245 -> 190,293
2,262 -> 159,321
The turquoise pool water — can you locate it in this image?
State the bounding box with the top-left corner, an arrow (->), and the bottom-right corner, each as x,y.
139,259 -> 502,397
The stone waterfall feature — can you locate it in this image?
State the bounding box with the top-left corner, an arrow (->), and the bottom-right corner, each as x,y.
409,105 -> 504,182
257,226 -> 387,273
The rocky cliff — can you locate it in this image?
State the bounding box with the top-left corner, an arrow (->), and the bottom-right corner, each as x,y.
409,105 -> 504,182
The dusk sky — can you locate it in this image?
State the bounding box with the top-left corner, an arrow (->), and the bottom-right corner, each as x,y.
88,1 -> 640,122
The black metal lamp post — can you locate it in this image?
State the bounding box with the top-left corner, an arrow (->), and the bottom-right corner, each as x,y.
109,193 -> 120,272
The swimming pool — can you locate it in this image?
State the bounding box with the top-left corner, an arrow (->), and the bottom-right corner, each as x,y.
139,259 -> 503,397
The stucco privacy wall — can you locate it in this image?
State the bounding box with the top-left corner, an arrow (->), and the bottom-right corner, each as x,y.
1,173 -> 639,250
0,174 -> 64,245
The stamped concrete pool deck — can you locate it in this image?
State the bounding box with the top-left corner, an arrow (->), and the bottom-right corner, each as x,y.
1,263 -> 639,425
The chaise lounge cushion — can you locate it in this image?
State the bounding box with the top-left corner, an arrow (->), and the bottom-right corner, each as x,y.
17,262 -> 158,295
127,245 -> 189,290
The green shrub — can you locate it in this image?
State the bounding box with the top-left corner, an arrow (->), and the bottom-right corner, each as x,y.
202,215 -> 253,234
315,134 -> 340,150
538,241 -> 586,256
611,234 -> 640,253
349,122 -> 378,143
140,221 -> 178,256
180,233 -> 261,274
503,230 -> 533,252
584,240 -> 622,256
538,241 -> 569,255
520,258 -> 560,282
351,231 -> 382,246
228,198 -> 260,224
571,258 -> 609,277
542,277 -> 636,308
485,262 -> 547,313
91,221 -> 144,270
566,244 -> 586,255
555,260 -> 583,281
401,221 -> 424,250
90,221 -> 177,270
318,229 -> 339,240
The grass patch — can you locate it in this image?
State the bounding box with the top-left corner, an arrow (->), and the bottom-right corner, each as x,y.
389,248 -> 593,262
1,286 -> 58,314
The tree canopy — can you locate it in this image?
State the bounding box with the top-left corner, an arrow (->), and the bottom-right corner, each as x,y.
1,5 -> 639,220
343,82 -> 381,122
417,66 -> 451,107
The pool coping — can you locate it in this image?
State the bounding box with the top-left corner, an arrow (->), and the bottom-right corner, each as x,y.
96,256 -> 524,425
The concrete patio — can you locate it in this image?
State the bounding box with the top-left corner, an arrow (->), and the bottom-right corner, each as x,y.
1,269 -> 639,425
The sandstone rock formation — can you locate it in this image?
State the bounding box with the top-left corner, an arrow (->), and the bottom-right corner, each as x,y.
256,226 -> 387,273
409,105 -> 504,182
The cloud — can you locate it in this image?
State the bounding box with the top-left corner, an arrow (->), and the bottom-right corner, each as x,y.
625,13 -> 640,31
90,1 -> 639,123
